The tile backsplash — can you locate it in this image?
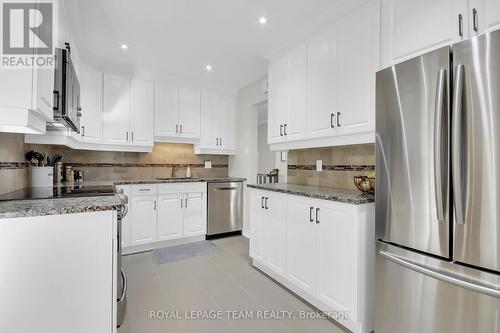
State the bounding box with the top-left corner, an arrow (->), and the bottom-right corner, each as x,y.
287,144 -> 375,190
0,132 -> 228,195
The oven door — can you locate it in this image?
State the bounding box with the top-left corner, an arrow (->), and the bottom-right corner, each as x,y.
117,205 -> 128,328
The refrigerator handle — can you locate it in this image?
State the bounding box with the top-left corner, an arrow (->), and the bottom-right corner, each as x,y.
433,69 -> 449,223
380,250 -> 500,299
452,64 -> 466,224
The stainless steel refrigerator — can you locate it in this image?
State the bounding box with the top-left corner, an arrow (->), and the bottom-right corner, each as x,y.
375,29 -> 500,332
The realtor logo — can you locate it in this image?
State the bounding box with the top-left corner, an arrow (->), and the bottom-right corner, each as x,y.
1,0 -> 56,68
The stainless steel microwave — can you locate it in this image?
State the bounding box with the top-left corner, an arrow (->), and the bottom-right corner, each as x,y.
53,44 -> 81,132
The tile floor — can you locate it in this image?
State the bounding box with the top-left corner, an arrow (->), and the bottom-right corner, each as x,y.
118,236 -> 348,333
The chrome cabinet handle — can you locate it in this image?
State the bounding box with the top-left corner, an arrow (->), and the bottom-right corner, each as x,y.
330,113 -> 335,128
139,188 -> 150,192
337,112 -> 341,127
458,14 -> 464,37
284,124 -> 287,135
81,126 -> 85,137
126,131 -> 129,141
176,124 -> 179,133
315,208 -> 320,224
433,69 -> 449,223
185,198 -> 188,208
473,8 -> 479,32
380,251 -> 500,299
154,200 -> 157,210
452,64 -> 466,225
265,197 -> 269,209
309,207 -> 314,222
131,131 -> 134,142
181,198 -> 183,208
280,125 -> 283,136
219,137 -> 222,146
261,196 -> 265,209
180,124 -> 183,134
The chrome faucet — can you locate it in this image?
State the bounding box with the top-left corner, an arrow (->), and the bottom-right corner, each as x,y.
171,165 -> 181,178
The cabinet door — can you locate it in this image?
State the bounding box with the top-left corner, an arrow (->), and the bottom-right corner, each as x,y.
286,197 -> 316,295
130,79 -> 154,146
102,73 -> 130,145
78,64 -> 102,143
284,45 -> 307,142
220,94 -> 237,150
116,185 -> 131,247
249,191 -> 266,262
178,88 -> 201,139
268,58 -> 286,144
155,83 -> 179,138
469,0 -> 500,36
130,195 -> 157,245
157,194 -> 183,241
200,90 -> 218,148
183,193 -> 205,237
316,202 -> 358,319
265,194 -> 286,276
336,0 -> 379,136
307,26 -> 338,138
381,0 -> 468,68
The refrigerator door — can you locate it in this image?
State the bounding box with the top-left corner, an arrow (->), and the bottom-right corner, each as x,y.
376,46 -> 451,258
452,30 -> 500,272
375,241 -> 500,333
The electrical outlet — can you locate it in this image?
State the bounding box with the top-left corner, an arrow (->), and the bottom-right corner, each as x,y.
316,160 -> 323,171
205,161 -> 212,169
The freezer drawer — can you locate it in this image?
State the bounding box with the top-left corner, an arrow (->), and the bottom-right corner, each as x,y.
375,242 -> 500,333
207,182 -> 243,236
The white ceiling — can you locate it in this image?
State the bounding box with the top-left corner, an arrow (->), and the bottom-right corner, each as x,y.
65,0 -> 366,91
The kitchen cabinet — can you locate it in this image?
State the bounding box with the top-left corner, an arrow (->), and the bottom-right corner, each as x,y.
248,188 -> 374,333
124,182 -> 207,254
130,194 -> 157,246
102,74 -> 154,148
267,45 -> 307,144
381,0 -> 469,68
195,91 -> 237,154
468,0 -> 500,36
130,79 -> 154,146
102,74 -> 130,145
157,194 -> 184,241
154,84 -> 201,142
76,63 -> 102,144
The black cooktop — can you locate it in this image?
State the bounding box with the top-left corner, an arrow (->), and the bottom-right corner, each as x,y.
0,185 -> 115,202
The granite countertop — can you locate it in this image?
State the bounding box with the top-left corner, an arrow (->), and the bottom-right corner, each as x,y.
0,193 -> 125,219
113,177 -> 246,185
247,183 -> 374,205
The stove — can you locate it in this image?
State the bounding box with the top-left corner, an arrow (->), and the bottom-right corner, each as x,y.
0,185 -> 115,201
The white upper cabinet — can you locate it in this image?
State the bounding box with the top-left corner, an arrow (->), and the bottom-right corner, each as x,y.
336,0 -> 379,136
178,88 -> 201,139
195,90 -> 237,154
154,84 -> 201,142
306,27 -> 338,138
102,73 -> 154,149
381,0 -> 469,68
102,73 -> 130,145
155,84 -> 179,139
76,63 -> 102,144
267,45 -> 307,145
130,79 -> 154,146
468,0 -> 500,36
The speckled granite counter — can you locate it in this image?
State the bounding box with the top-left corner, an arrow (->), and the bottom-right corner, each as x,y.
0,193 -> 125,219
113,177 -> 246,185
247,183 -> 374,205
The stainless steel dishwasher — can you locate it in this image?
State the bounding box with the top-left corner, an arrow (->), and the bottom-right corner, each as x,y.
207,181 -> 243,238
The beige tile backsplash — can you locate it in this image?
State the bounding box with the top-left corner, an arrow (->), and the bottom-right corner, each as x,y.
287,144 -> 375,190
0,133 -> 228,195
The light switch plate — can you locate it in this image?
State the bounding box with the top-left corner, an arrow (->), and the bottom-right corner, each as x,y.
205,161 -> 212,168
316,160 -> 323,171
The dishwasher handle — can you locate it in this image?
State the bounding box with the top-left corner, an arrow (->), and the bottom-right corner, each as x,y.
213,187 -> 238,191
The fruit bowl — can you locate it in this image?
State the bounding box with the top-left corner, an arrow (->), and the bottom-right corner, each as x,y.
354,176 -> 375,193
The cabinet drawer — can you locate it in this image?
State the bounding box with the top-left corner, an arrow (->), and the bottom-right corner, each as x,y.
157,182 -> 207,194
131,184 -> 158,196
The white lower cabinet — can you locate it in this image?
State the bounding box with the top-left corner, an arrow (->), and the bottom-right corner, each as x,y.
124,183 -> 207,253
249,188 -> 374,333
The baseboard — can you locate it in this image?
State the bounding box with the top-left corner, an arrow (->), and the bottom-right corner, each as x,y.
122,235 -> 206,255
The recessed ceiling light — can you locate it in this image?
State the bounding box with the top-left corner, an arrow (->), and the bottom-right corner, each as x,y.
205,64 -> 213,72
258,16 -> 268,25
120,44 -> 128,50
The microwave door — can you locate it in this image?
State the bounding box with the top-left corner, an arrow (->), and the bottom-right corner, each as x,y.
452,30 -> 500,272
375,46 -> 451,258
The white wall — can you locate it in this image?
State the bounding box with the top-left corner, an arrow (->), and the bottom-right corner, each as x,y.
228,77 -> 267,237
258,122 -> 275,173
